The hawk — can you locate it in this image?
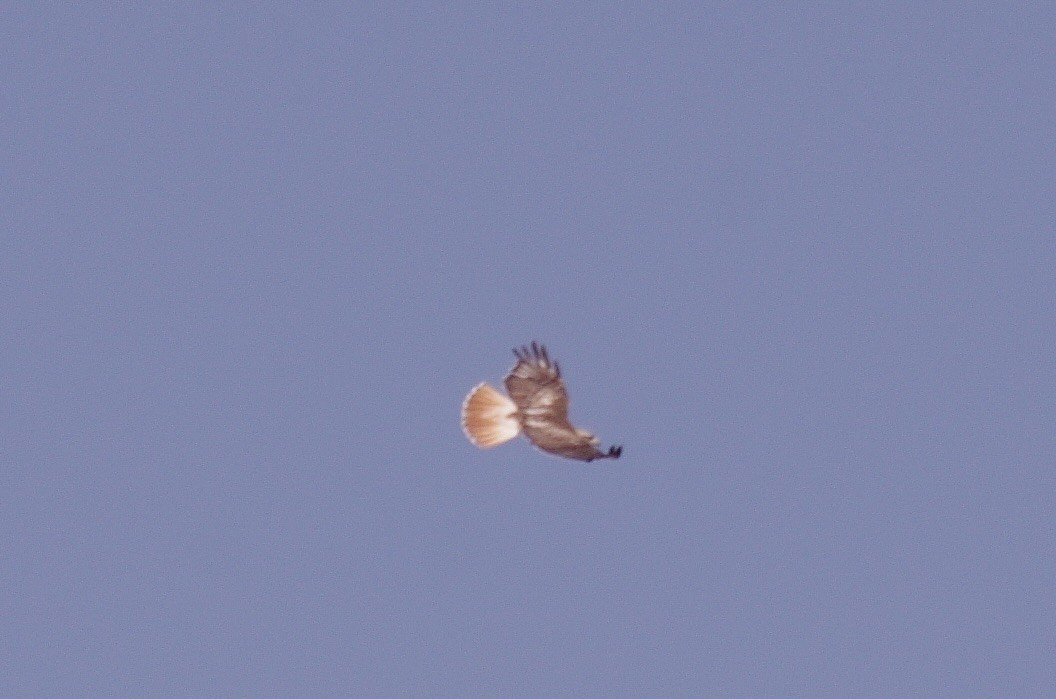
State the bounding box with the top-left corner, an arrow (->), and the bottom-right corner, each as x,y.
461,342 -> 623,462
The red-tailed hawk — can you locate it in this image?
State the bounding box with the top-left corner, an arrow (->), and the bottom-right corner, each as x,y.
461,342 -> 622,462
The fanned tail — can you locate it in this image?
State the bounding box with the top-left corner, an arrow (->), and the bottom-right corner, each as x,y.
461,382 -> 520,448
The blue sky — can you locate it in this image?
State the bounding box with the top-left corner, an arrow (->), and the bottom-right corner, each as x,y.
4,3 -> 1054,695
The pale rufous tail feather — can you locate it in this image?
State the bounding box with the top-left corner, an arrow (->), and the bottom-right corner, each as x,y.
461,382 -> 520,448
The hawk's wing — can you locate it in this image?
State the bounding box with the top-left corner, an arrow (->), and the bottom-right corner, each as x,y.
504,342 -> 570,423
504,342 -> 611,461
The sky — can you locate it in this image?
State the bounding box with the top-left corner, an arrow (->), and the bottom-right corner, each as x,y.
3,3 -> 1054,695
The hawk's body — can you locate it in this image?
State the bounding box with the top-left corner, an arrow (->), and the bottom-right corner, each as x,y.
461,342 -> 622,462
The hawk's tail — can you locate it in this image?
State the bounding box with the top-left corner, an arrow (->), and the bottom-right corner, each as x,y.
461,382 -> 520,448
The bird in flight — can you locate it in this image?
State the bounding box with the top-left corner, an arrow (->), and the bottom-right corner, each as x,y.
461,342 -> 623,462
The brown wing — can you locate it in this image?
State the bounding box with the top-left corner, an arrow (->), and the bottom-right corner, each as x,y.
504,342 -> 569,421
503,342 -> 620,462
